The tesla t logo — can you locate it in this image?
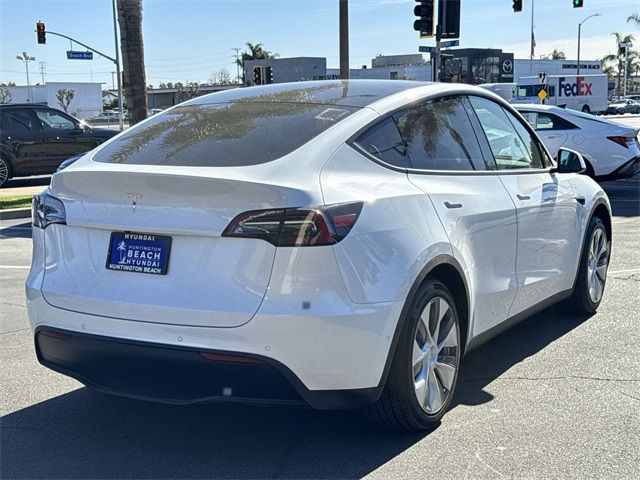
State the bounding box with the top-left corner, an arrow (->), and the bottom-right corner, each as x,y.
126,192 -> 143,211
559,76 -> 593,97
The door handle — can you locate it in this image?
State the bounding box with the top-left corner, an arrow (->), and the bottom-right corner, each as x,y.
444,201 -> 463,209
575,196 -> 586,205
516,194 -> 531,201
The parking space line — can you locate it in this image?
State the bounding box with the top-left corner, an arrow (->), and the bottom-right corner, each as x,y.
0,265 -> 30,269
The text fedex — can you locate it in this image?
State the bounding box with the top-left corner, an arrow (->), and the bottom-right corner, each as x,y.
559,77 -> 593,97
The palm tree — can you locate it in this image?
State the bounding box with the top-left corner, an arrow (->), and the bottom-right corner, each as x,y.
116,0 -> 147,125
235,43 -> 279,84
543,49 -> 566,60
603,32 -> 636,96
628,13 -> 640,29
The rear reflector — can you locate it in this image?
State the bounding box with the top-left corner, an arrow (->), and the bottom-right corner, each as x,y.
200,352 -> 265,365
40,330 -> 72,340
607,136 -> 634,148
222,201 -> 363,247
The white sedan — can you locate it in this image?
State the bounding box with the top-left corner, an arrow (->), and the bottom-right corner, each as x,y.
27,81 -> 611,431
514,104 -> 640,180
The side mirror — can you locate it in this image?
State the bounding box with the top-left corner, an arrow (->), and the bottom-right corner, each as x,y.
554,148 -> 586,174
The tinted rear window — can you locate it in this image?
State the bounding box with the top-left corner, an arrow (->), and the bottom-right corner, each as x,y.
93,102 -> 359,166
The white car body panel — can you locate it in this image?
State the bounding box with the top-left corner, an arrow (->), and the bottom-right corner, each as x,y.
407,173 -> 518,336
515,104 -> 640,177
498,172 -> 582,315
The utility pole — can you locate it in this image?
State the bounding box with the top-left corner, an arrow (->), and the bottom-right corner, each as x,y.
38,61 -> 46,84
339,0 -> 349,80
232,47 -> 241,84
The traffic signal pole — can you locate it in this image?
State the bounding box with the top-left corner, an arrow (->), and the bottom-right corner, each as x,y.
339,0 -> 349,80
434,25 -> 441,82
34,18 -> 124,130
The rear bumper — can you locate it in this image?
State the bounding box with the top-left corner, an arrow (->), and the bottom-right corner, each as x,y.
598,155 -> 640,180
34,327 -> 382,410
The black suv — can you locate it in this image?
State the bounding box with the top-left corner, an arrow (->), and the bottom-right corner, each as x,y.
0,104 -> 119,187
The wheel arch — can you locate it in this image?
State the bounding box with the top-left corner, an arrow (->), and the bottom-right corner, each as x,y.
375,254 -> 470,394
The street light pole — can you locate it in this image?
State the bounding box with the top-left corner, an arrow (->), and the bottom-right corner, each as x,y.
16,52 -> 36,102
577,13 -> 601,76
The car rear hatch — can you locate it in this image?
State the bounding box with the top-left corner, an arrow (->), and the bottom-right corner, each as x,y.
41,165 -> 322,328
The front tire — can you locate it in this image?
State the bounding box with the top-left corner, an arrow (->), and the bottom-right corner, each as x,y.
366,280 -> 461,431
566,216 -> 610,314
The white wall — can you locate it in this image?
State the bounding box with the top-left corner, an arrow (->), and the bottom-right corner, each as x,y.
3,82 -> 103,119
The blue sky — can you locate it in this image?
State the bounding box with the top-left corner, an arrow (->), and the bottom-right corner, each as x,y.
1,0 -> 638,88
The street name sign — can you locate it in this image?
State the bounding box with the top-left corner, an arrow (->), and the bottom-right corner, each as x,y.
441,40 -> 459,48
419,46 -> 436,53
66,51 -> 93,60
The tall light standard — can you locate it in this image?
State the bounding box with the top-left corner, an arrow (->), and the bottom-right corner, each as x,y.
577,13 -> 601,76
16,51 -> 36,102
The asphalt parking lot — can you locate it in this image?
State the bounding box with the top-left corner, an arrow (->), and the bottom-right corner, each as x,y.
0,176 -> 638,479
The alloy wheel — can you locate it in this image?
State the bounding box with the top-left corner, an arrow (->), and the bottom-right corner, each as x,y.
0,159 -> 8,187
587,227 -> 608,304
412,296 -> 459,414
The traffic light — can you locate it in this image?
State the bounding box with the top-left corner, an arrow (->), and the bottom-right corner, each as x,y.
573,0 -> 583,7
413,1 -> 435,38
252,65 -> 263,86
265,66 -> 274,84
36,21 -> 46,44
512,0 -> 522,12
438,0 -> 460,39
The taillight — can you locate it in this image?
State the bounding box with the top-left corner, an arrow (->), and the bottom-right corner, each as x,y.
222,201 -> 363,247
32,189 -> 67,229
607,136 -> 634,149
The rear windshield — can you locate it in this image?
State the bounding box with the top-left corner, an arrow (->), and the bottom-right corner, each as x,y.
93,102 -> 359,166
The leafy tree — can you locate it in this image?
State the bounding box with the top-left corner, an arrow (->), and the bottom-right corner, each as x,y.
175,81 -> 200,103
628,12 -> 640,29
0,87 -> 12,104
235,43 -> 279,83
116,0 -> 148,125
0,81 -> 16,87
56,88 -> 75,112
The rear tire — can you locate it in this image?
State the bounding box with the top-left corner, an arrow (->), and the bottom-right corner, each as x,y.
581,105 -> 591,114
0,157 -> 11,188
366,279 -> 461,431
565,216 -> 609,315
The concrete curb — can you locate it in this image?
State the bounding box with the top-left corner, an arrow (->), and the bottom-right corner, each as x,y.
0,208 -> 31,220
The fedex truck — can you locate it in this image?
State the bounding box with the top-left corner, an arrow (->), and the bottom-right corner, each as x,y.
511,74 -> 608,114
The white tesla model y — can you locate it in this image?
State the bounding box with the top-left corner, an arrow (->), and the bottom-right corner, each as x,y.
27,81 -> 612,431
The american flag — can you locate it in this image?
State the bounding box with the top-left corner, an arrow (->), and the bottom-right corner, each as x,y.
531,30 -> 536,58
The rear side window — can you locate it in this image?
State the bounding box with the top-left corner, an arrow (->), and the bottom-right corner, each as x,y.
519,111 -> 578,130
0,109 -> 40,131
93,102 -> 359,166
394,96 -> 486,171
354,117 -> 411,168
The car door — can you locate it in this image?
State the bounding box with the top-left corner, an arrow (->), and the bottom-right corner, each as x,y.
33,108 -> 99,172
396,95 -> 519,336
518,110 -> 571,157
469,96 -> 583,317
0,107 -> 47,176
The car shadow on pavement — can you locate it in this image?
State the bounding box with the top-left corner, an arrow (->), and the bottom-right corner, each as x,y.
454,306 -> 591,409
0,222 -> 32,239
1,306 -> 591,479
